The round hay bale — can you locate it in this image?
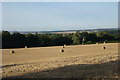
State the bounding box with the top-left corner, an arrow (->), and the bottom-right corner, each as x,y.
64,44 -> 67,47
102,46 -> 106,49
60,49 -> 64,52
10,50 -> 15,54
96,43 -> 99,45
103,42 -> 106,45
25,46 -> 27,48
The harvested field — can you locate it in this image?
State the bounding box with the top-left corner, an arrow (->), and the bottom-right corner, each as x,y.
1,43 -> 119,78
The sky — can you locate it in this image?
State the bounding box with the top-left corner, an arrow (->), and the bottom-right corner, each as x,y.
2,2 -> 118,31
0,2 -> 2,30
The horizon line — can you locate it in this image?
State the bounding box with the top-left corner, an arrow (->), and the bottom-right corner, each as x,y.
3,27 -> 118,32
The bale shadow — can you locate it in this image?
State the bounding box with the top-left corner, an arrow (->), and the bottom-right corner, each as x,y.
3,60 -> 119,79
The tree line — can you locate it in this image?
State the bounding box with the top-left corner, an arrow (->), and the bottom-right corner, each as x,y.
2,30 -> 120,49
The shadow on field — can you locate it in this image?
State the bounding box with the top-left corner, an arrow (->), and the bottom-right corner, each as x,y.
2,64 -> 22,68
4,60 -> 119,79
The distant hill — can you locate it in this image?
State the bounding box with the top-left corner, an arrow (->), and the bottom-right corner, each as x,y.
8,28 -> 118,34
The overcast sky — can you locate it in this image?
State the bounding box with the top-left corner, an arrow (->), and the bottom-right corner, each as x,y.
2,2 -> 118,31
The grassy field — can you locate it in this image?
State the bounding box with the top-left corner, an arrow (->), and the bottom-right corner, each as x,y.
1,43 -> 119,78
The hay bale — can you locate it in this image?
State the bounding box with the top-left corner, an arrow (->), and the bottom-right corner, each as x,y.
102,46 -> 106,49
96,43 -> 99,45
64,44 -> 67,47
10,50 -> 15,54
60,49 -> 64,52
103,42 -> 106,45
25,46 -> 27,48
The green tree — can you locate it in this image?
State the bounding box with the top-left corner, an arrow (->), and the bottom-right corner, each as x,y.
11,32 -> 26,48
72,31 -> 82,45
2,30 -> 12,48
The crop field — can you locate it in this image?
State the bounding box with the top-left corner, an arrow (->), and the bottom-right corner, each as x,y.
1,43 -> 119,78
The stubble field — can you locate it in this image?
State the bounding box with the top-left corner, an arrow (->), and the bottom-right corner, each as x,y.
1,43 -> 119,78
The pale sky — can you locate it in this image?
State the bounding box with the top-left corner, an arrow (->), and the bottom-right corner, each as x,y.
2,2 -> 118,31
